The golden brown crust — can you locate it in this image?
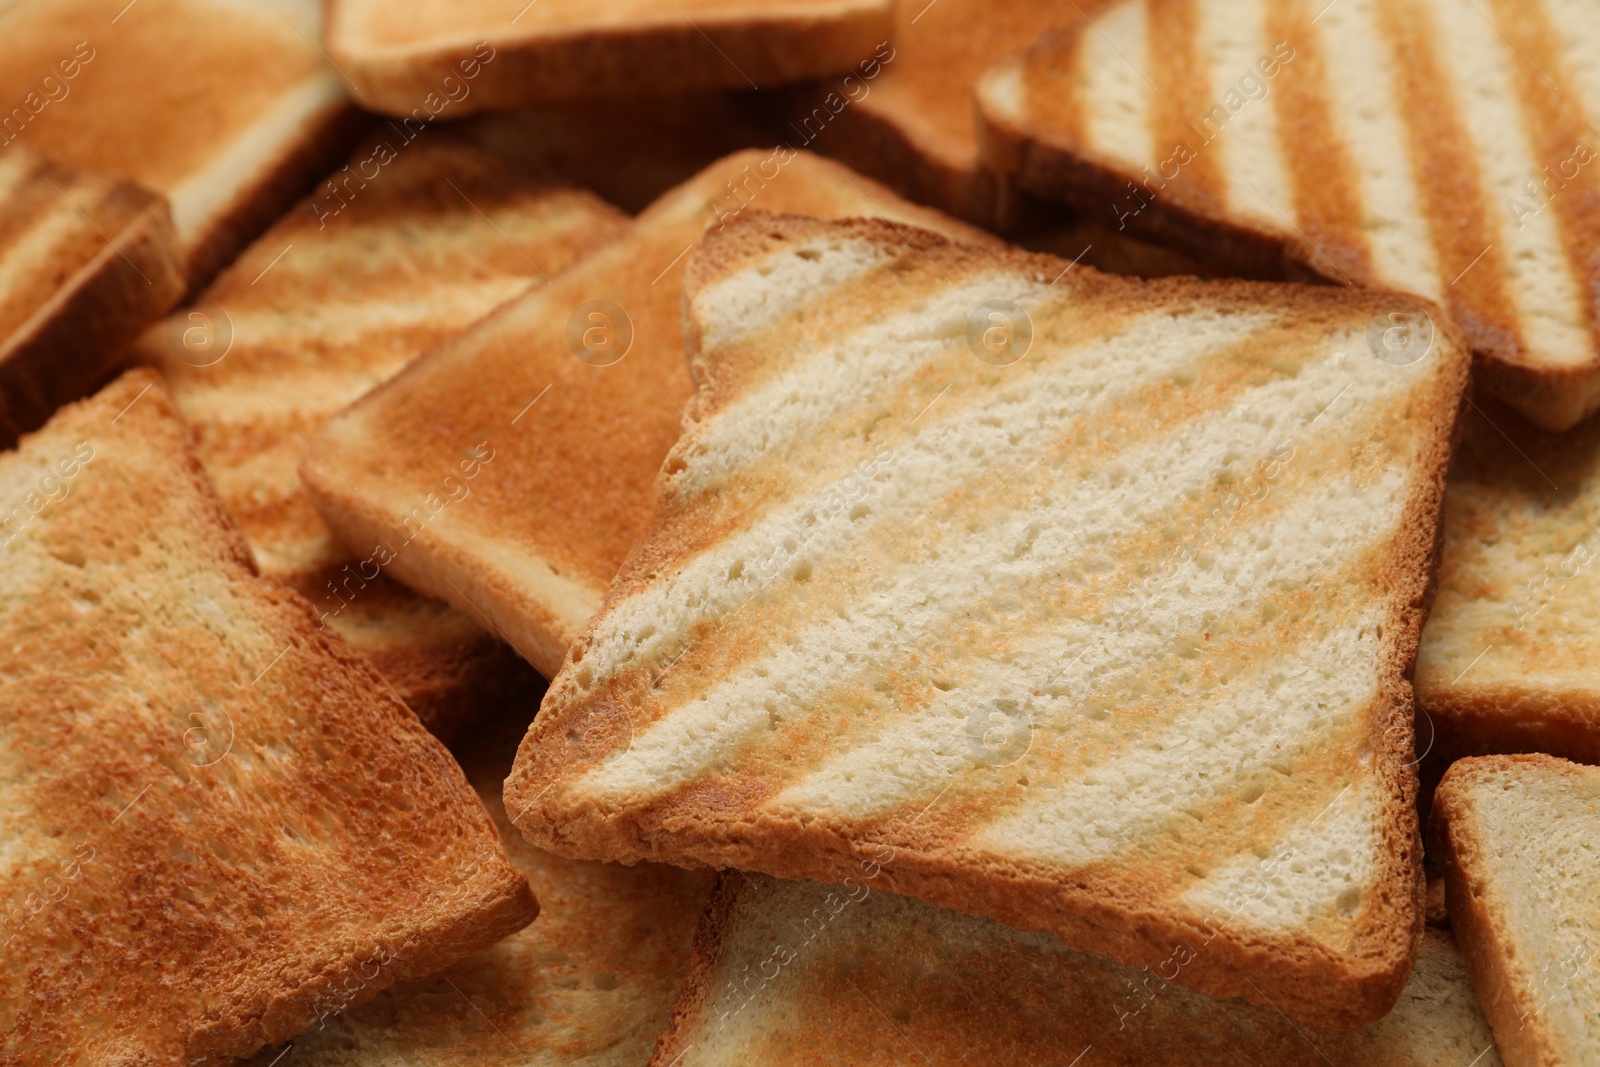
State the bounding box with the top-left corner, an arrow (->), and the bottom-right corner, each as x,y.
0,371 -> 536,1064
1433,754 -> 1579,1067
510,212 -> 1469,1030
0,148 -> 184,447
326,0 -> 893,116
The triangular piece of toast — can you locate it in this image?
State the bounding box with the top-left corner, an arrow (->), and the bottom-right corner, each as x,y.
132,131 -> 627,736
1433,754 -> 1600,1066
300,150 -> 996,679
325,0 -> 893,115
508,211 -> 1469,1028
652,873 -> 1501,1066
0,144 -> 183,446
0,371 -> 535,1064
0,0 -> 361,287
977,0 -> 1600,431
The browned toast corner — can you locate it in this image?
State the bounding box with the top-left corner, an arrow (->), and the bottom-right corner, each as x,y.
0,370 -> 535,1064
0,144 -> 183,447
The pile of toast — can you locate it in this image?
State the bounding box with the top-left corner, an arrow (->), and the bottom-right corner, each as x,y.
4,1 -> 1599,1064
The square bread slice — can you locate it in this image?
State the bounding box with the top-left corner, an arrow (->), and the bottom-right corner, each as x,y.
651,873 -> 1502,1066
0,144 -> 183,447
0,0 -> 362,287
507,212 -> 1470,1029
300,150 -> 997,680
130,131 -> 626,737
1433,754 -> 1600,1067
976,0 -> 1600,432
1415,397 -> 1600,766
324,0 -> 892,116
0,371 -> 536,1065
244,700 -> 713,1066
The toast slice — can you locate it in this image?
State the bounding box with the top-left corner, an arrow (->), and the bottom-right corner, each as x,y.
507,212 -> 1471,1029
1433,754 -> 1600,1067
0,371 -> 536,1065
324,0 -> 893,116
976,0 -> 1600,431
300,150 -> 997,680
652,873 -> 1501,1066
131,131 -> 626,737
245,696 -> 713,1066
0,0 -> 362,287
1415,397 -> 1600,766
0,144 -> 183,447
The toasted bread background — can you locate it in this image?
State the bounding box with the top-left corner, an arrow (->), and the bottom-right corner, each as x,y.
245,693 -> 712,1067
0,143 -> 183,446
1416,397 -> 1600,765
131,130 -> 626,736
653,873 -> 1501,1066
508,212 -> 1470,1029
0,371 -> 535,1065
325,0 -> 893,115
977,0 -> 1600,431
1434,754 -> 1600,1067
301,150 -> 998,680
0,0 -> 362,287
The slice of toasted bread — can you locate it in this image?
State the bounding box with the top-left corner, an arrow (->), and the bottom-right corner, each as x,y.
0,144 -> 183,447
300,150 -> 998,680
244,695 -> 713,1066
652,873 -> 1501,1066
976,0 -> 1600,431
130,131 -> 625,737
507,211 -> 1471,1029
1433,755 -> 1600,1067
0,0 -> 362,288
791,0 -> 1087,229
0,371 -> 536,1065
1415,397 -> 1600,766
324,0 -> 893,116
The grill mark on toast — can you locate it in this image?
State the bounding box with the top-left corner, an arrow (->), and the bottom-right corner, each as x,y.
1375,0 -> 1521,359
1150,0 -> 1225,204
1486,0 -> 1600,361
1266,0 -> 1371,283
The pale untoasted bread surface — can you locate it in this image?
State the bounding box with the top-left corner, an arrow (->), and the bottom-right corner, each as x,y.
1434,755 -> 1600,1067
977,0 -> 1600,431
652,873 -> 1500,1066
508,212 -> 1469,1029
245,705 -> 712,1067
0,0 -> 359,283
134,132 -> 617,734
1415,399 -> 1600,765
0,371 -> 536,1065
301,150 -> 998,680
325,0 -> 892,114
0,144 -> 183,445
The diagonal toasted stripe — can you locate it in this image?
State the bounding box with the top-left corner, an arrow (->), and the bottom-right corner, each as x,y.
510,213 -> 1468,1031
1151,0 -> 1227,204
